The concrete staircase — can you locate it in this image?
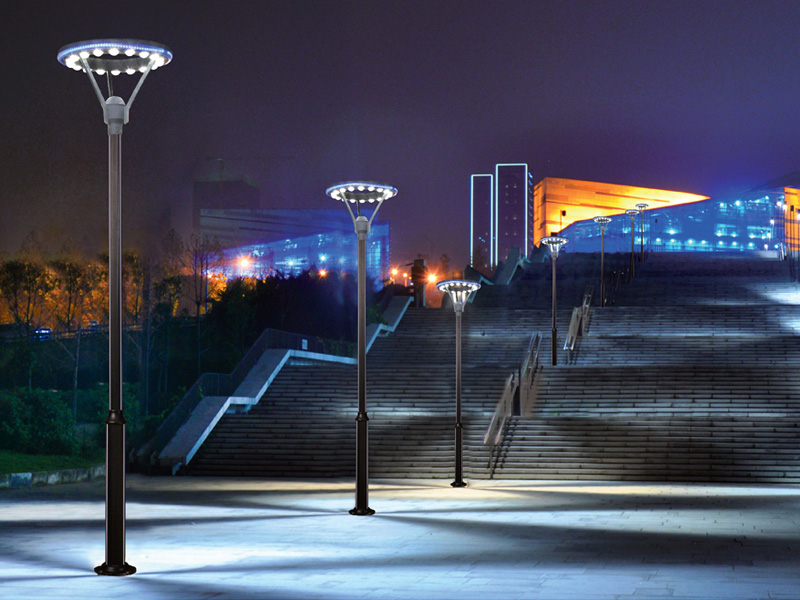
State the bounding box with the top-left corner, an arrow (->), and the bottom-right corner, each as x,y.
187,251 -> 800,483
186,307 -> 533,477
488,252 -> 800,483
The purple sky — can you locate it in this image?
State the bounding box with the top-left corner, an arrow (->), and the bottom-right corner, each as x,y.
3,0 -> 800,269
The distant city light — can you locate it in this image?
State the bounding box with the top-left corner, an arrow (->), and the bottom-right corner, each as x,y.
319,269 -> 327,277
238,256 -> 251,270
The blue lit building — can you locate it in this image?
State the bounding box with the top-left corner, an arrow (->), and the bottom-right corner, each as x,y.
200,208 -> 391,286
471,163 -> 533,272
557,175 -> 798,256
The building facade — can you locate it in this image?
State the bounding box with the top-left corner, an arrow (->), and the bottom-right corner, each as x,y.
200,208 -> 391,286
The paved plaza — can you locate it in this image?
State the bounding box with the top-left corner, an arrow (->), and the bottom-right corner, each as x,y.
1,476 -> 799,599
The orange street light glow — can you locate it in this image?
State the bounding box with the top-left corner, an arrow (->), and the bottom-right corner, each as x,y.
238,257 -> 251,270
427,273 -> 437,283
319,269 -> 328,277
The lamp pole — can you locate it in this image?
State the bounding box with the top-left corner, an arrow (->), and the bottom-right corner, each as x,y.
593,217 -> 611,307
540,236 -> 568,365
327,182 -> 397,516
635,203 -> 649,262
436,280 -> 480,487
625,210 -> 639,278
58,39 -> 171,577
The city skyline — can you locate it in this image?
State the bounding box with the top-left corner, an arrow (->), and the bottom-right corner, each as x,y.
3,1 -> 800,269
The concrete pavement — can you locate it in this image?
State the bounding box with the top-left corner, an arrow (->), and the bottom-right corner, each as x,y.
1,476 -> 799,599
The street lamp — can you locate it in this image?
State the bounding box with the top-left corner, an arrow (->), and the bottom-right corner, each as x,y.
436,280 -> 481,488
541,236 -> 568,365
635,203 -> 649,261
58,38 -> 172,577
593,217 -> 611,307
327,181 -> 397,516
625,209 -> 639,278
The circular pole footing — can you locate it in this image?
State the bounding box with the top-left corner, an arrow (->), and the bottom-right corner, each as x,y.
95,562 -> 136,577
451,480 -> 468,488
349,507 -> 376,516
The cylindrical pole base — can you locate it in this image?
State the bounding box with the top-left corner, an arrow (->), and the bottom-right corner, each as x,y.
451,423 -> 467,487
349,413 -> 374,515
95,410 -> 135,576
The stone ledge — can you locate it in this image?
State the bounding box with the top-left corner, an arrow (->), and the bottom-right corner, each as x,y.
0,464 -> 104,489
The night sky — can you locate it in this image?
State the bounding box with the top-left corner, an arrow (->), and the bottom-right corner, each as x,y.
3,0 -> 800,269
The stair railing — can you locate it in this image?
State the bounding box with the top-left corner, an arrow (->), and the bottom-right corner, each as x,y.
519,332 -> 543,416
564,284 -> 594,352
484,330 -> 543,450
484,372 -> 518,448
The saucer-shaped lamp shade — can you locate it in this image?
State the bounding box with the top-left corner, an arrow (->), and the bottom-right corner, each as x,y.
58,39 -> 172,76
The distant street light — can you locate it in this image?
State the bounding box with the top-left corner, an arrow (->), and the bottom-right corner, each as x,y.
635,203 -> 649,261
58,38 -> 172,577
327,181 -> 397,516
593,217 -> 612,307
436,280 -> 481,488
625,210 -> 640,277
541,236 -> 568,365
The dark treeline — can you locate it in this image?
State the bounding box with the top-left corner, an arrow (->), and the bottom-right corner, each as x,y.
0,229 -> 378,455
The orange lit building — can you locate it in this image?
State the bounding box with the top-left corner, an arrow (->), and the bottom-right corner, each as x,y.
532,177 -> 708,245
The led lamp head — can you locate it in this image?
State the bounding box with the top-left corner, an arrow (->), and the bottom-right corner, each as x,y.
541,236 -> 568,258
593,216 -> 612,225
58,39 -> 172,74
625,209 -> 640,217
326,181 -> 398,204
436,280 -> 481,313
635,203 -> 649,211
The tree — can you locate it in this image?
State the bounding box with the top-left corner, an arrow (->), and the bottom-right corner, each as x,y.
48,255 -> 97,418
0,257 -> 55,390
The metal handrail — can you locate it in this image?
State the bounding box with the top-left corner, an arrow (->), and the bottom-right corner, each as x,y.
484,330 -> 543,447
564,284 -> 593,351
483,372 -> 518,447
519,332 -> 543,416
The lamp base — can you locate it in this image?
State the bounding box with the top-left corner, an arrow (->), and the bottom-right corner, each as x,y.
349,507 -> 376,516
95,562 -> 136,576
451,480 -> 468,488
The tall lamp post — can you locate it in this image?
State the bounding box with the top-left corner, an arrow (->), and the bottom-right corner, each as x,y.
541,236 -> 568,365
625,209 -> 639,278
58,39 -> 171,577
635,203 -> 649,261
436,280 -> 481,488
593,217 -> 611,307
327,182 -> 397,516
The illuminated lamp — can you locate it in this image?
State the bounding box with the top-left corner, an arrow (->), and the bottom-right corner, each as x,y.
436,280 -> 481,488
593,217 -> 611,307
635,203 -> 649,260
326,181 -> 396,516
625,210 -> 639,277
541,236 -> 568,365
58,38 -> 171,578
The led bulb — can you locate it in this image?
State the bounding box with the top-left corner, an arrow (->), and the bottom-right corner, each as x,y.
96,69 -> 106,75
111,69 -> 120,76
139,51 -> 150,58
124,48 -> 135,56
93,49 -> 104,56
109,48 -> 120,56
126,68 -> 135,75
79,51 -> 90,59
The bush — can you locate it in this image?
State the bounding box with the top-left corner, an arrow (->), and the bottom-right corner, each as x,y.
0,389 -> 77,455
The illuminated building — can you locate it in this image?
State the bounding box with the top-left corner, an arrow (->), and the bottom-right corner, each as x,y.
470,174 -> 493,271
471,169 -> 705,270
532,177 -> 708,245
199,208 -> 390,286
495,164 -> 533,262
559,175 -> 800,256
